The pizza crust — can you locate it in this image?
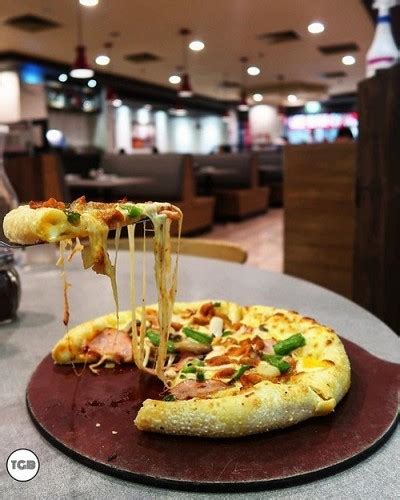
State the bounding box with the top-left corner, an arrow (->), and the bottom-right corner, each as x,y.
52,311 -> 132,363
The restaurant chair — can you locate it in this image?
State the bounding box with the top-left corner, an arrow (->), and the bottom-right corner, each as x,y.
111,237 -> 248,264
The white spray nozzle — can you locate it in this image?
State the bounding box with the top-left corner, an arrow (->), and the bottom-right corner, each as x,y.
372,0 -> 397,9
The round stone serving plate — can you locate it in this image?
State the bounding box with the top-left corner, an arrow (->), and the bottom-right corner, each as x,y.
26,338 -> 399,491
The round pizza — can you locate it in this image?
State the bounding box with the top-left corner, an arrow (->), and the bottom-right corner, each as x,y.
52,300 -> 351,438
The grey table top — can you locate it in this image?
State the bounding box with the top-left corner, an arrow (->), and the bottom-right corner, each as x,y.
1,252 -> 399,499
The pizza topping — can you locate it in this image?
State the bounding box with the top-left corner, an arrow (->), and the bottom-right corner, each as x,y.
174,338 -> 212,354
196,370 -> 205,382
209,316 -> 224,337
171,321 -> 183,331
146,330 -> 176,353
119,204 -> 143,219
213,367 -> 236,379
251,335 -> 265,351
273,333 -> 306,355
64,210 -> 81,225
29,198 -> 66,210
170,379 -> 228,400
86,328 -> 132,363
182,326 -> 214,345
239,356 -> 259,367
262,354 -> 291,373
240,372 -> 264,388
206,354 -> 232,366
230,364 -> 251,382
261,338 -> 276,355
199,302 -> 215,317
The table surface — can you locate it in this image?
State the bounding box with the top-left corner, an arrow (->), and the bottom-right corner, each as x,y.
1,252 -> 399,498
65,174 -> 152,188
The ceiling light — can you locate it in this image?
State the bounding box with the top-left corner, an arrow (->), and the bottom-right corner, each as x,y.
247,66 -> 261,76
95,54 -> 110,66
169,75 -> 181,84
112,98 -> 122,107
342,55 -> 356,66
308,22 -> 325,34
46,129 -> 63,146
70,46 -> 94,79
58,73 -> 68,83
178,73 -> 193,98
252,93 -> 263,102
287,94 -> 298,103
87,79 -> 97,88
189,40 -> 205,51
80,0 -> 99,6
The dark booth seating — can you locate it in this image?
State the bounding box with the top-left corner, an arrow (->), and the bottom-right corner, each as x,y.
193,153 -> 270,219
100,153 -> 215,235
258,147 -> 284,206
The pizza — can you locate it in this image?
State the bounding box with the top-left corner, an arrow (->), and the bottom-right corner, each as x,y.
51,300 -> 351,438
4,196 -> 183,379
4,200 -> 351,438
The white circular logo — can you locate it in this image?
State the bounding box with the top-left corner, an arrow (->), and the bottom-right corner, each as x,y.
6,449 -> 39,482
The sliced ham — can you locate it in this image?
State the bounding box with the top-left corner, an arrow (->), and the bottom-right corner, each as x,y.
87,328 -> 132,363
170,379 -> 228,400
262,338 -> 276,355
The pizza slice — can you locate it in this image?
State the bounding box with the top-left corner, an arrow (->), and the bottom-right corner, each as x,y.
51,300 -> 351,437
4,196 -> 183,379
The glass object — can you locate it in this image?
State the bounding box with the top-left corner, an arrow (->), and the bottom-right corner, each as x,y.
0,248 -> 21,323
0,124 -> 18,242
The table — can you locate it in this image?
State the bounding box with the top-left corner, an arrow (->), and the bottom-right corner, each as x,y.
1,253 -> 399,498
65,174 -> 153,189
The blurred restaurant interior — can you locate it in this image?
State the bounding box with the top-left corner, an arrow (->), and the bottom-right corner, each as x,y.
1,1 -> 400,497
0,0 -> 399,334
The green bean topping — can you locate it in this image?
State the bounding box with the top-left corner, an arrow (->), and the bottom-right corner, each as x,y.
146,330 -> 176,353
259,324 -> 269,332
262,354 -> 290,373
196,370 -> 205,382
273,333 -> 305,355
163,394 -> 176,401
120,204 -> 142,219
230,364 -> 251,382
181,365 -> 197,374
182,327 -> 213,345
187,359 -> 204,367
213,302 -> 221,307
65,210 -> 80,225
222,330 -> 233,337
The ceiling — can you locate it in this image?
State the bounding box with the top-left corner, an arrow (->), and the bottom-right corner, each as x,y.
0,0 -> 374,101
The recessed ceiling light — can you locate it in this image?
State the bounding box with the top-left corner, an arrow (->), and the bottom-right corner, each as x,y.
287,94 -> 298,103
169,75 -> 181,84
70,68 -> 94,79
58,73 -> 68,82
80,0 -> 99,6
95,54 -> 110,66
87,79 -> 97,88
252,93 -> 263,102
247,66 -> 261,76
342,55 -> 356,66
189,40 -> 205,51
112,98 -> 122,107
308,22 -> 325,34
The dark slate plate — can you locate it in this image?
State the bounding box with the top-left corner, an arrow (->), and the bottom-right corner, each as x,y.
26,339 -> 399,492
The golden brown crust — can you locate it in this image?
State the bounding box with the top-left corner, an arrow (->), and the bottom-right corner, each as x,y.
134,302 -> 351,437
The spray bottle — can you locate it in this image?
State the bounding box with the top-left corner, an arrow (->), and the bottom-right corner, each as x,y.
366,0 -> 398,78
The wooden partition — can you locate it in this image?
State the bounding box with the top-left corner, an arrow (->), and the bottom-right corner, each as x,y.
284,143 -> 356,298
